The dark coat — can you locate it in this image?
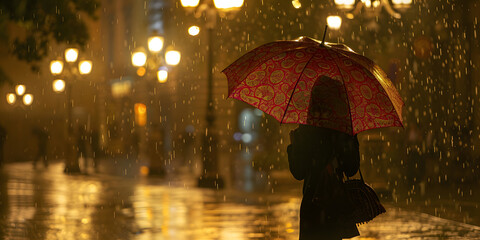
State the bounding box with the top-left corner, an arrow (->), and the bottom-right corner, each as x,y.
287,125 -> 360,240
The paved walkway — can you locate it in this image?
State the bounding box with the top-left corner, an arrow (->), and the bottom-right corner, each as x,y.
1,161 -> 480,239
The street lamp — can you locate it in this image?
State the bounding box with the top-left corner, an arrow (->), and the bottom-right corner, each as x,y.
49,47 -> 93,174
130,33 -> 181,176
6,93 -> 16,105
15,84 -> 26,96
22,94 -> 33,106
213,0 -> 243,9
131,41 -> 181,82
79,60 -> 93,75
50,60 -> 64,75
180,0 -> 200,7
132,50 -> 148,67
6,85 -> 34,107
53,79 -> 66,93
291,0 -> 302,9
157,68 -> 169,83
165,50 -> 181,66
181,0 -> 244,189
327,15 -> 343,30
188,26 -> 200,36
334,0 -> 412,19
148,36 -> 164,53
65,48 -> 79,62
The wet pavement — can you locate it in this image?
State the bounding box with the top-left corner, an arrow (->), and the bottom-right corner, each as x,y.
1,161 -> 480,240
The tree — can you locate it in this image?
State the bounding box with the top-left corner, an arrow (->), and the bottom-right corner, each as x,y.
0,0 -> 99,84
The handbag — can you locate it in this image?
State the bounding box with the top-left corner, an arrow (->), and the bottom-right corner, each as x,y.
343,169 -> 386,225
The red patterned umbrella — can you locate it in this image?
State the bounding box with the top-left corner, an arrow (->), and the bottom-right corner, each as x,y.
222,36 -> 404,135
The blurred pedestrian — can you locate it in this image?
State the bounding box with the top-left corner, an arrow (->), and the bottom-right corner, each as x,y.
90,129 -> 101,172
0,124 -> 6,167
180,125 -> 195,167
32,127 -> 49,168
148,123 -> 165,176
406,123 -> 424,192
77,126 -> 89,173
288,124 -> 360,240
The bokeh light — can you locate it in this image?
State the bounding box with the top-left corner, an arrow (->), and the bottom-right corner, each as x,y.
132,51 -> 147,67
188,26 -> 200,36
65,48 -> 79,62
22,94 -> 33,106
53,79 -> 66,93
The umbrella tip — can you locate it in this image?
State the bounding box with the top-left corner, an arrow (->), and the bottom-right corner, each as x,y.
321,25 -> 328,45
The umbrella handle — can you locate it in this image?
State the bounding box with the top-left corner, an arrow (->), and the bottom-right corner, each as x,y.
321,25 -> 328,45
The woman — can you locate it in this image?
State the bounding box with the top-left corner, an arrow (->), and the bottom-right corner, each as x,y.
288,124 -> 360,240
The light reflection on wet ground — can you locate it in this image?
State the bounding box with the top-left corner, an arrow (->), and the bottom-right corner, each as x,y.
2,162 -> 480,240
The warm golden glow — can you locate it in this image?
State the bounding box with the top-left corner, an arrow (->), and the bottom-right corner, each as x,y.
6,93 -> 16,105
50,60 -> 64,75
79,60 -> 93,75
157,69 -> 168,83
292,0 -> 302,8
23,94 -> 33,106
137,104 -> 146,114
15,85 -> 26,96
140,166 -> 149,176
334,0 -> 355,8
392,0 -> 412,5
188,26 -> 200,36
213,0 -> 244,10
53,79 -> 66,93
165,50 -> 181,66
180,0 -> 200,7
134,103 -> 147,126
132,51 -> 147,67
65,48 -> 79,62
327,15 -> 342,30
148,36 -> 164,53
136,67 -> 146,77
364,0 -> 372,7
111,80 -> 132,98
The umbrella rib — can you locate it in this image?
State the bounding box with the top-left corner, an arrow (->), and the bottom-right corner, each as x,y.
280,49 -> 320,124
334,50 -> 404,123
328,49 -> 355,135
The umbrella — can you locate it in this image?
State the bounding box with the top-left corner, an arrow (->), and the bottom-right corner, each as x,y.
222,36 -> 404,135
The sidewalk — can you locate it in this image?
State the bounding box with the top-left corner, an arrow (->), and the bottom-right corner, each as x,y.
393,183 -> 480,227
28,157 -> 480,227
268,168 -> 480,228
2,161 -> 480,239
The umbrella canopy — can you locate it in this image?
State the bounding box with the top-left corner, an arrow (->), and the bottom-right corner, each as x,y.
222,36 -> 404,135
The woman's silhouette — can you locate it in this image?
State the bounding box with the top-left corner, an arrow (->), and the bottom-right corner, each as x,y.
288,124 -> 360,240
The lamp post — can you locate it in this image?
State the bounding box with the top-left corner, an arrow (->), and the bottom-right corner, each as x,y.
181,0 -> 244,189
327,0 -> 412,42
334,0 -> 412,19
131,33 -> 181,176
6,84 -> 34,107
50,48 -> 93,174
131,36 -> 180,83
